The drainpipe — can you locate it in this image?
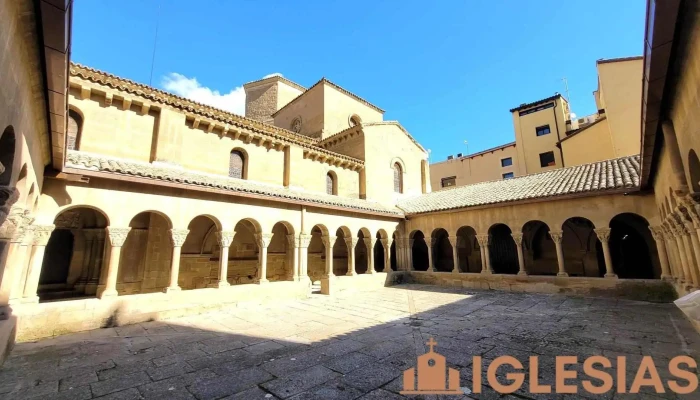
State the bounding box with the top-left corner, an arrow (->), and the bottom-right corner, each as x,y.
552,100 -> 565,168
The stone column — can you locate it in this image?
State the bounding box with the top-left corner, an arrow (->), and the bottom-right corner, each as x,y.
549,230 -> 568,277
448,236 -> 459,274
407,239 -> 414,271
73,229 -> 95,291
648,226 -> 672,280
322,235 -> 335,277
680,223 -> 700,287
255,233 -> 273,284
594,228 -> 617,278
165,229 -> 189,293
22,225 -> 56,302
0,221 -> 29,307
381,238 -> 391,272
511,232 -> 527,276
345,237 -> 356,276
212,231 -> 234,288
426,238 -> 435,272
8,226 -> 34,304
476,234 -> 493,274
287,234 -> 299,281
97,227 -> 130,298
662,224 -> 682,281
670,222 -> 692,286
298,234 -> 312,280
364,237 -> 376,274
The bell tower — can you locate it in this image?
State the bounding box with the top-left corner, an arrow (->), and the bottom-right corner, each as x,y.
243,76 -> 304,124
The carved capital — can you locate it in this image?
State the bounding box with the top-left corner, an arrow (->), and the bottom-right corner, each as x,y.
298,234 -> 313,249
255,233 -> 274,248
475,234 -> 490,247
344,237 -> 356,248
549,230 -> 563,244
32,224 -> 56,246
321,235 -> 336,249
511,232 -> 523,246
54,210 -> 82,229
169,229 -> 190,247
648,225 -> 665,242
364,237 -> 375,249
107,227 -> 131,247
0,206 -> 31,241
216,231 -> 235,247
594,228 -> 611,243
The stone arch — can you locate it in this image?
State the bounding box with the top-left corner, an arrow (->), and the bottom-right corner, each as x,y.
521,220 -> 557,275
488,224 -> 518,274
355,228 -> 371,274
326,171 -> 338,195
54,204 -> 112,227
374,230 -> 387,272
688,149 -> 700,193
229,148 -> 248,179
349,114 -> 362,127
455,226 -> 480,273
117,211 -> 173,294
226,218 -> 263,285
410,230 -> 429,271
267,221 -> 295,281
390,231 -> 398,271
562,217 -> 604,277
308,224 -> 328,284
67,107 -> 83,151
0,126 -> 16,186
431,228 -> 453,272
177,215 -> 219,290
38,207 -> 109,301
609,213 -> 659,279
333,226 -> 351,276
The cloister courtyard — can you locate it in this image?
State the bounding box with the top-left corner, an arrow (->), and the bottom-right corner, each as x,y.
0,284 -> 698,400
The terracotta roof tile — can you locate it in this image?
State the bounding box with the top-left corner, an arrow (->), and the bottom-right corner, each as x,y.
398,155 -> 641,214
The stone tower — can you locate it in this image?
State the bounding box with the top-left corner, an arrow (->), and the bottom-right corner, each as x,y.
243,76 -> 305,124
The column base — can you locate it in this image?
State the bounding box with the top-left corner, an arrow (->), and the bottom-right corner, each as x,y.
517,270 -> 528,276
452,269 -> 459,274
97,289 -> 118,299
481,270 -> 492,275
256,278 -> 270,284
369,269 -> 376,274
346,271 -> 356,276
557,272 -> 569,277
208,281 -> 230,289
163,286 -> 181,293
604,273 -> 618,279
20,296 -> 39,304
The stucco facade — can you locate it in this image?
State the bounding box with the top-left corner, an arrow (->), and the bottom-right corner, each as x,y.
1,0 -> 700,365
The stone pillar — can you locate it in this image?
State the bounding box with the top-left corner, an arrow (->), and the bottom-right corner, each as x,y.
165,229 -> 189,293
448,236 -> 459,274
298,234 -> 312,280
407,239 -> 414,271
683,221 -> 700,286
364,237 -> 376,274
345,237 -> 356,276
22,225 -> 56,302
648,226 -> 672,280
662,224 -> 682,281
287,234 -> 299,281
549,230 -> 568,277
8,226 -> 34,304
322,235 -> 335,277
97,227 -> 130,298
511,233 -> 527,276
255,233 -> 273,284
670,222 -> 692,285
381,238 -> 391,272
0,228 -> 28,308
594,228 -> 617,278
212,231 -> 234,288
476,234 -> 492,274
426,238 -> 435,272
680,224 -> 700,287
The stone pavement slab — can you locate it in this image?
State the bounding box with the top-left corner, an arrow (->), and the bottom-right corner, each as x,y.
0,284 -> 698,399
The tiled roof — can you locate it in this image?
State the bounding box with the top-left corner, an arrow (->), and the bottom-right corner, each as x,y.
65,151 -> 402,216
398,155 -> 641,214
243,75 -> 306,92
509,94 -> 562,113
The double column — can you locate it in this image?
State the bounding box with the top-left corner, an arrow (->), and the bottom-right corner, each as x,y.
511,233 -> 527,276
97,227 -> 130,298
593,228 -> 617,278
648,225 -> 672,280
165,229 -> 189,293
475,234 -> 492,274
212,231 -> 234,288
255,233 -> 273,284
297,234 -> 312,281
548,231 -> 569,277
380,237 -> 392,272
287,234 -> 299,281
345,237 -> 356,276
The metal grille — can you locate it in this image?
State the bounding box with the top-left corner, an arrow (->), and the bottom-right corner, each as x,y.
229,150 -> 244,178
326,173 -> 334,195
67,114 -> 79,150
393,163 -> 402,193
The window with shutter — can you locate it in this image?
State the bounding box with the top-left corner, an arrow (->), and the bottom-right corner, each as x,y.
229,150 -> 245,179
393,163 -> 403,193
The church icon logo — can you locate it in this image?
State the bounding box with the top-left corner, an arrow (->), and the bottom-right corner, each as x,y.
401,337 -> 462,395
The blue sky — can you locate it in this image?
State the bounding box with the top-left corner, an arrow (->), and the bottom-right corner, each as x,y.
72,0 -> 646,162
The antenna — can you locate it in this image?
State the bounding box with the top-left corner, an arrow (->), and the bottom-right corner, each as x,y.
561,77 -> 571,102
463,140 -> 469,156
148,1 -> 162,86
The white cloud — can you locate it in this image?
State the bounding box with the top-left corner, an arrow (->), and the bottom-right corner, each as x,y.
161,73 -> 246,115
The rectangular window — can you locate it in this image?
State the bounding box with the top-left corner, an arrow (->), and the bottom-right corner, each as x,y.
536,125 -> 551,136
502,172 -> 514,179
441,176 -> 456,188
500,157 -> 512,167
539,151 -> 556,167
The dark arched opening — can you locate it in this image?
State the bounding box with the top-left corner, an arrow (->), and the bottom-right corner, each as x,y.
390,233 -> 398,271
333,227 -> 350,276
562,217 -> 603,277
522,220 -> 557,275
689,149 -> 700,193
455,226 -> 480,273
609,213 -> 659,279
411,231 -> 429,271
488,224 -> 518,274
0,126 -> 16,186
431,228 -> 453,272
374,231 -> 386,272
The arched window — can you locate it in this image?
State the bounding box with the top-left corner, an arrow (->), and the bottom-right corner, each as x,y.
67,109 -> 82,150
326,172 -> 337,195
349,114 -> 362,127
229,150 -> 246,179
0,126 -> 16,186
393,162 -> 403,193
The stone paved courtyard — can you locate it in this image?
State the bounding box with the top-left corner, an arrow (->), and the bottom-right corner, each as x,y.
1,284 -> 698,400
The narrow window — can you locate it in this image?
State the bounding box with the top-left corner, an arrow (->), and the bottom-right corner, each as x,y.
502,172 -> 514,179
229,150 -> 245,179
539,151 -> 555,168
501,157 -> 512,167
326,172 -> 337,195
535,125 -> 551,137
441,176 -> 456,188
67,109 -> 82,150
393,163 -> 403,193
